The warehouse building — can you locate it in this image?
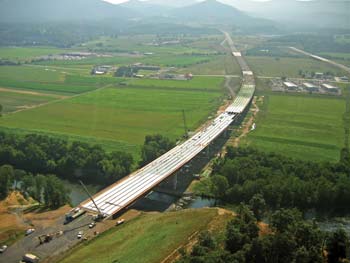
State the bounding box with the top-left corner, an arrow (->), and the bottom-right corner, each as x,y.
283,81 -> 298,91
303,82 -> 319,92
322,83 -> 340,93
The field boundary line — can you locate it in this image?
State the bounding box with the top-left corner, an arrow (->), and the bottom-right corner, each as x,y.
24,64 -> 89,72
3,84 -> 113,116
0,87 -> 67,99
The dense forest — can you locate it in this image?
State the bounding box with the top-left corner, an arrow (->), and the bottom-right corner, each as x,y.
0,130 -> 174,209
0,131 -> 134,185
177,204 -> 349,263
200,146 -> 350,213
0,131 -> 174,186
139,134 -> 175,167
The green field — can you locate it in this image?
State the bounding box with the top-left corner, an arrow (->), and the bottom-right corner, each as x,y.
127,76 -> 224,92
0,47 -> 65,61
242,94 -> 346,161
0,65 -> 127,95
59,209 -> 218,263
0,79 -> 223,156
0,36 -> 226,158
0,90 -> 59,113
246,56 -> 349,77
176,55 -> 241,76
80,35 -> 220,55
320,52 -> 350,60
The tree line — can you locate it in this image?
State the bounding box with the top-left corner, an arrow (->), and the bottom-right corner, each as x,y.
0,131 -> 173,186
203,146 -> 350,213
0,131 -> 133,185
0,164 -> 69,208
177,204 -> 349,263
0,131 -> 174,209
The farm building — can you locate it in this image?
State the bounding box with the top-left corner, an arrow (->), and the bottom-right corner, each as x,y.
283,81 -> 298,91
303,82 -> 319,92
340,76 -> 349,82
91,65 -> 112,75
322,84 -> 340,93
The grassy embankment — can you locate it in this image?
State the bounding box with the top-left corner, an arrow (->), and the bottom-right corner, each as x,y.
58,208 -> 233,263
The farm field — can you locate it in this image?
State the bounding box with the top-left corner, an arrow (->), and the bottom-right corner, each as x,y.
127,76 -> 224,92
242,94 -> 346,161
0,65 -> 126,96
0,47 -> 66,61
176,55 -> 241,75
246,56 -> 349,78
0,80 -> 224,157
35,54 -> 218,68
80,35 -> 221,55
0,35 -> 227,159
0,89 -> 60,113
319,52 -> 350,60
58,208 -> 231,263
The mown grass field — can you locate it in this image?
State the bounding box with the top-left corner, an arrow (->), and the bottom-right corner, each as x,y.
0,65 -> 126,95
246,56 -> 348,78
127,76 -> 224,92
58,208 -> 222,263
0,90 -> 59,113
242,94 -> 346,161
0,35 -> 226,160
176,55 -> 241,76
81,35 -> 220,55
0,47 -> 65,61
0,78 -> 224,157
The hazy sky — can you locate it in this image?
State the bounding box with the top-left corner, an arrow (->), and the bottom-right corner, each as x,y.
104,0 -> 272,5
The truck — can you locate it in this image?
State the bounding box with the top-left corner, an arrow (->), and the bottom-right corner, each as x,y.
64,209 -> 86,224
22,253 -> 40,263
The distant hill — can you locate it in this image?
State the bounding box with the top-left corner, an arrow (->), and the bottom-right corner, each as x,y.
120,0 -> 170,16
0,0 -> 138,23
228,0 -> 350,29
170,0 -> 274,28
0,0 -> 278,34
146,0 -> 199,8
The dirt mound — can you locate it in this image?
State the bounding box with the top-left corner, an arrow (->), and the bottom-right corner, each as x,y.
2,191 -> 34,207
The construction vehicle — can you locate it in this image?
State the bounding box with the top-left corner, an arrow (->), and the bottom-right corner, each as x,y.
38,234 -> 53,244
0,245 -> 7,253
64,209 -> 86,224
116,219 -> 125,226
22,253 -> 40,263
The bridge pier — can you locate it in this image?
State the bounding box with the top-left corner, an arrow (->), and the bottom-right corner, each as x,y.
171,173 -> 178,190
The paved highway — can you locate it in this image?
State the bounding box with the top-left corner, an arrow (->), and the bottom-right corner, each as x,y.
81,32 -> 256,218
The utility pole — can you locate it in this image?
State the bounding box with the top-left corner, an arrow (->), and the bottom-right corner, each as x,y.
79,180 -> 103,217
182,109 -> 188,138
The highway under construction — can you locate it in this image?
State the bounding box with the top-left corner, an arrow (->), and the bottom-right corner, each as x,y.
81,32 -> 256,218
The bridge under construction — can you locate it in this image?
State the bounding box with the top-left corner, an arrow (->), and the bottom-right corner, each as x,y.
81,32 -> 256,218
